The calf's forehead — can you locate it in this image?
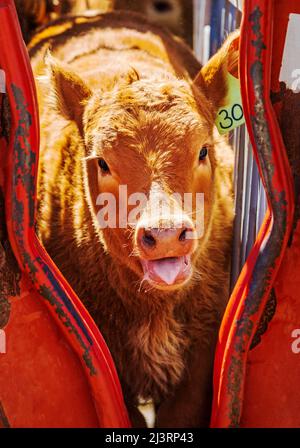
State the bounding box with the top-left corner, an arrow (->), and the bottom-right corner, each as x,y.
84,79 -> 213,161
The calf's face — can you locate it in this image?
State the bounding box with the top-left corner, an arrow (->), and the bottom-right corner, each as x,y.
46,33 -> 238,292
84,79 -> 214,291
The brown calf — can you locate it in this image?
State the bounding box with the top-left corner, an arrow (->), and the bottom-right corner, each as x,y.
31,11 -> 237,427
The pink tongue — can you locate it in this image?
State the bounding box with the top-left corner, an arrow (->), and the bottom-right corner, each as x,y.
150,257 -> 183,285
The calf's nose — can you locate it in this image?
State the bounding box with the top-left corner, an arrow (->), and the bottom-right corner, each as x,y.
136,224 -> 195,259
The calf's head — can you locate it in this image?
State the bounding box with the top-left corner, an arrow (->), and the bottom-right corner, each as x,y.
45,32 -> 238,292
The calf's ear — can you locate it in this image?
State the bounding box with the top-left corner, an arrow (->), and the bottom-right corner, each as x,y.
193,30 -> 239,112
44,53 -> 92,131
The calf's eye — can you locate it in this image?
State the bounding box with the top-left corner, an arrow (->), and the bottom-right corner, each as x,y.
199,145 -> 208,161
153,1 -> 173,13
98,158 -> 110,174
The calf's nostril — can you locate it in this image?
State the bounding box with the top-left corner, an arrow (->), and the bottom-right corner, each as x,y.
142,230 -> 156,248
179,227 -> 195,242
179,228 -> 187,242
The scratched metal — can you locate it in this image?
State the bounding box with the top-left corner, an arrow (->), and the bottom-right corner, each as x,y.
10,83 -> 97,376
226,5 -> 291,427
0,190 -> 20,328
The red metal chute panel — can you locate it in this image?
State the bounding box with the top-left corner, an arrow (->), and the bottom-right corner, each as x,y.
0,0 -> 130,428
212,0 -> 300,427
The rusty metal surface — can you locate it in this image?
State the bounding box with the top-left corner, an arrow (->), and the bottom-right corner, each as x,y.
0,401 -> 10,428
211,0 -> 295,427
0,191 -> 20,329
250,290 -> 276,350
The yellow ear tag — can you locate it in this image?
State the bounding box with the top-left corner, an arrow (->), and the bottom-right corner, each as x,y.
215,72 -> 245,135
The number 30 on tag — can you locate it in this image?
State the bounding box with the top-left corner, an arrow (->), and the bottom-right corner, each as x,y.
215,72 -> 245,135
